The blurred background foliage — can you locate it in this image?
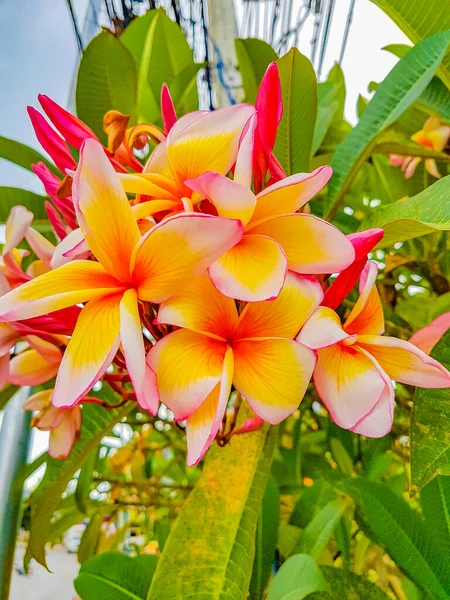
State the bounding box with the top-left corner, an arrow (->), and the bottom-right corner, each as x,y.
1,1 -> 450,599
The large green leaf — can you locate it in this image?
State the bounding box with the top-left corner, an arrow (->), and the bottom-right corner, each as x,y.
340,480 -> 450,599
359,174 -> 450,248
275,48 -> 317,175
75,553 -> 158,600
25,387 -> 133,568
420,476 -> 450,554
0,136 -> 58,175
307,567 -> 390,599
371,0 -> 450,89
325,30 -> 450,220
0,384 -> 19,411
123,8 -> 195,124
249,476 -> 280,599
295,498 -> 348,560
235,38 -> 278,103
147,405 -> 277,600
76,31 -> 137,144
0,187 -> 47,223
267,554 -> 328,600
411,330 -> 450,490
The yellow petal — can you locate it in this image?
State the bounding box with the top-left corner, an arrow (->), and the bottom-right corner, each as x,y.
0,260 -> 123,322
52,294 -> 122,408
209,234 -> 287,302
343,262 -> 384,336
132,214 -> 243,303
234,272 -> 323,340
233,338 -> 316,424
156,274 -> 238,340
73,139 -> 140,281
186,347 -> 234,465
147,329 -> 228,420
9,349 -> 60,386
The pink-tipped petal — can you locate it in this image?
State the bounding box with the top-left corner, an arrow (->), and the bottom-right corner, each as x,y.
186,347 -> 234,466
3,206 -> 34,255
357,335 -> 450,388
298,306 -> 351,349
350,377 -> 394,438
120,289 -> 159,414
9,349 -> 60,386
25,228 -> 55,265
51,228 -> 90,268
185,172 -> 256,227
38,94 -> 98,148
27,106 -> 76,173
161,84 -> 178,135
234,113 -> 256,188
409,313 -> 450,355
45,202 -> 68,240
343,261 -> 384,336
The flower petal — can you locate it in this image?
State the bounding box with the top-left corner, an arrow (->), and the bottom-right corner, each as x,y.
313,343 -> 387,429
234,272 -> 323,340
25,228 -> 55,265
73,138 -> 140,281
120,289 -> 159,414
409,312 -> 450,355
161,83 -> 177,134
343,262 -> 384,336
166,104 -> 255,182
350,377 -> 394,438
322,228 -> 384,310
119,173 -> 180,200
132,214 -> 243,303
209,234 -> 287,302
146,329 -> 227,420
247,214 -> 355,274
27,106 -> 76,173
185,172 -> 256,227
233,338 -> 316,424
49,407 -> 82,459
357,335 -> 450,388
38,94 -> 98,148
297,306 -> 351,349
52,294 -> 122,408
0,323 -> 18,355
249,167 -> 332,225
234,113 -> 256,188
186,347 -> 233,466
51,228 -> 90,269
156,274 -> 238,340
3,206 -> 33,255
9,349 -> 60,386
0,261 -> 122,321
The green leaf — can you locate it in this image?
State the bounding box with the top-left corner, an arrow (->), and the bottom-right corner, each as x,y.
78,514 -> 104,563
308,566 -> 390,599
420,476 -> 450,554
75,553 -> 158,600
76,31 -> 137,144
25,387 -> 133,568
275,48 -> 317,175
295,498 -> 348,560
167,63 -> 202,116
325,30 -> 450,220
124,8 -> 195,124
411,329 -> 450,490
75,449 -> 97,514
371,0 -> 450,89
267,554 -> 328,600
249,476 -> 280,599
359,174 -> 450,248
340,479 -> 450,599
0,136 -> 58,175
0,384 -> 19,411
235,38 -> 278,103
120,10 -> 158,69
0,187 -> 47,223
147,405 -> 277,600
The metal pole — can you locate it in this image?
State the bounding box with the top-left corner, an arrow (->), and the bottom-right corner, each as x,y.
0,387 -> 32,600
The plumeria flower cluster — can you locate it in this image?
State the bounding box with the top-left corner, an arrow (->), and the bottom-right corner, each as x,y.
390,116 -> 450,179
1,64 -> 450,465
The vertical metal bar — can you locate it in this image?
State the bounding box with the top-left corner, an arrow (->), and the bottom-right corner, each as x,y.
339,0 -> 356,64
0,387 -> 32,600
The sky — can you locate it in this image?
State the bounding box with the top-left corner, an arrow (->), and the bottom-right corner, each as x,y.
0,0 -> 408,459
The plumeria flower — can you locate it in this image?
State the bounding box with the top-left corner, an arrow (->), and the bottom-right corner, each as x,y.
390,116 -> 450,179
119,104 -> 256,217
147,272 -> 323,465
410,312 -> 450,354
186,167 -> 355,301
0,139 -> 243,412
23,389 -> 81,460
298,262 -> 450,436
